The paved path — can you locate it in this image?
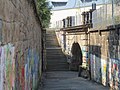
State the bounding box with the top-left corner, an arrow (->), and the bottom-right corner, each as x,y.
40,71 -> 109,90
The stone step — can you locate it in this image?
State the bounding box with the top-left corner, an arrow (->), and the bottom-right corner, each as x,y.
46,52 -> 63,54
46,45 -> 60,48
46,57 -> 66,59
46,59 -> 67,62
46,51 -> 63,54
46,30 -> 69,71
47,57 -> 66,59
47,61 -> 68,64
46,39 -> 58,41
47,68 -> 69,71
46,58 -> 66,61
46,34 -> 58,38
47,64 -> 68,67
46,53 -> 65,55
46,35 -> 56,37
47,62 -> 67,64
46,57 -> 66,60
47,66 -> 69,71
46,48 -> 63,51
46,38 -> 57,40
46,44 -> 59,46
46,40 -> 58,42
47,60 -> 67,63
46,43 -> 59,46
46,52 -> 66,58
46,56 -> 65,58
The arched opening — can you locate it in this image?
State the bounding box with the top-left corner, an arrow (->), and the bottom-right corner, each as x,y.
69,42 -> 83,71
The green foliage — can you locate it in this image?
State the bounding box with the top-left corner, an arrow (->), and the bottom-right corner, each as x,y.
37,0 -> 51,28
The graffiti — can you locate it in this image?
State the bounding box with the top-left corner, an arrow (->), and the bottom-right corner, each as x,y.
0,43 -> 15,90
101,59 -> 107,86
0,44 -> 40,90
25,48 -> 40,90
90,54 -> 104,84
90,54 -> 101,82
0,47 -> 5,90
108,58 -> 120,89
90,54 -> 120,89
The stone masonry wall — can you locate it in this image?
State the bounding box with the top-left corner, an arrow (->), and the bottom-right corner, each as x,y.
56,32 -> 89,66
57,28 -> 120,89
0,0 -> 42,90
89,29 -> 120,89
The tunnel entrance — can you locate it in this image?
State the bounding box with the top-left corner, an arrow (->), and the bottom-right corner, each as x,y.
69,42 -> 83,71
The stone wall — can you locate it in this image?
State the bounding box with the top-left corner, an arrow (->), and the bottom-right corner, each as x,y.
57,28 -> 120,89
56,32 -> 89,66
0,0 -> 42,90
89,29 -> 120,89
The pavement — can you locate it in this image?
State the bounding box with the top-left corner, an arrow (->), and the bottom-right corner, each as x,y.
39,71 -> 110,90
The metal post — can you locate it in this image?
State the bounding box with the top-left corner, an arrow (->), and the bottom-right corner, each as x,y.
112,0 -> 115,27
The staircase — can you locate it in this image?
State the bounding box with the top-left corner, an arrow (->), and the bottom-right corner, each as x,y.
46,30 -> 69,71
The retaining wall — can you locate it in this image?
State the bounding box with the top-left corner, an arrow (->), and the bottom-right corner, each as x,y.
0,0 -> 42,90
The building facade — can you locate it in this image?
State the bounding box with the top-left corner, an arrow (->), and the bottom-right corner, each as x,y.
50,0 -> 104,28
55,0 -> 120,89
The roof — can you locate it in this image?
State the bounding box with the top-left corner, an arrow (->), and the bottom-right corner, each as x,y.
51,0 -> 108,11
52,2 -> 67,7
47,1 -> 67,9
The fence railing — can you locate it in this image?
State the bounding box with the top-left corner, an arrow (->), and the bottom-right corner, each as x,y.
92,1 -> 120,30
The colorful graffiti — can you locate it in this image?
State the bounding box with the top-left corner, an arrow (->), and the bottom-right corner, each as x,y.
0,43 -> 15,90
90,54 -> 120,89
25,48 -> 40,90
101,59 -> 107,86
82,46 -> 88,63
108,58 -> 120,90
0,44 -> 40,90
90,54 -> 101,83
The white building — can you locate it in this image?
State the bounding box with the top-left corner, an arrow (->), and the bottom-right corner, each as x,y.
49,0 -> 106,28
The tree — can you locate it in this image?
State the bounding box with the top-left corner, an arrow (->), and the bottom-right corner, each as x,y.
36,0 -> 51,28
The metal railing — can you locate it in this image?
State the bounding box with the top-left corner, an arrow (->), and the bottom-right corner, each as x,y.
92,0 -> 120,30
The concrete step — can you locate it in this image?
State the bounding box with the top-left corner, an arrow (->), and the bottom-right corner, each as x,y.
46,59 -> 67,62
46,39 -> 58,42
46,40 -> 58,42
46,44 -> 59,47
47,55 -> 66,58
47,61 -> 68,64
46,58 -> 66,61
46,48 -> 63,52
46,60 -> 69,71
46,53 -> 65,56
46,53 -> 66,58
47,66 -> 69,71
47,63 -> 68,66
46,43 -> 59,45
46,44 -> 59,46
46,30 -> 69,71
46,35 -> 56,38
46,57 -> 66,60
47,59 -> 67,64
47,68 -> 69,71
46,52 -> 63,55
